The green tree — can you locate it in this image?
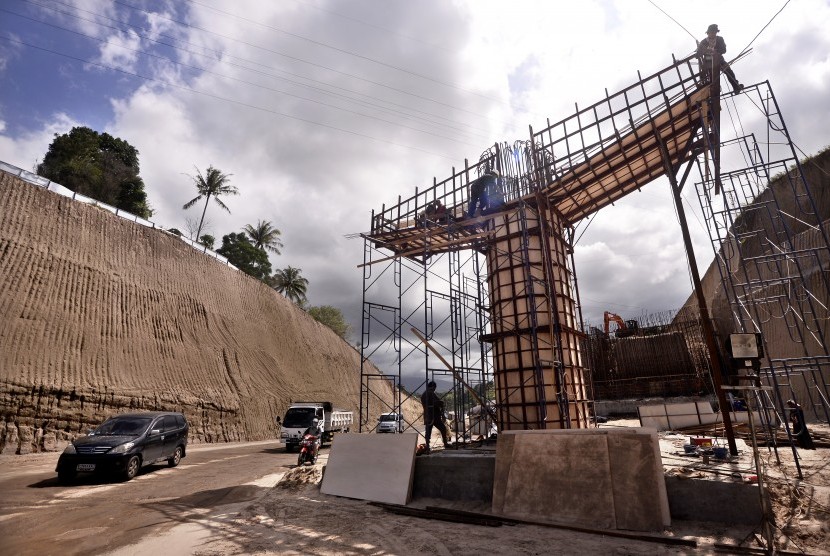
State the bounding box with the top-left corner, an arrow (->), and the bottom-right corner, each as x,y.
308,305 -> 350,339
37,126 -> 152,218
216,233 -> 272,281
242,220 -> 284,255
270,266 -> 309,304
199,234 -> 215,249
182,166 -> 237,239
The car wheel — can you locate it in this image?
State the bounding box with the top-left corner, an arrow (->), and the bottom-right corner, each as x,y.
123,455 -> 141,481
58,469 -> 76,483
168,446 -> 183,467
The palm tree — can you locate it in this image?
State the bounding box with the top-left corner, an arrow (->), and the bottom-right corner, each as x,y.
271,266 -> 309,304
182,166 -> 238,239
243,220 -> 284,255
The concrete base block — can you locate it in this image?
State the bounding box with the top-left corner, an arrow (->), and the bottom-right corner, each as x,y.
665,476 -> 762,525
492,429 -> 670,531
412,453 -> 495,502
321,433 -> 418,505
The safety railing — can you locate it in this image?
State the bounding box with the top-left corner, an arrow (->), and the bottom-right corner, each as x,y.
0,160 -> 236,269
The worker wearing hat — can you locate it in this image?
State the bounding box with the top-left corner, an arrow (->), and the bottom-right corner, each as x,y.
697,24 -> 744,93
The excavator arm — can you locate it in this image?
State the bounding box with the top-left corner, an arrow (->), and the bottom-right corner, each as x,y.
603,311 -> 627,335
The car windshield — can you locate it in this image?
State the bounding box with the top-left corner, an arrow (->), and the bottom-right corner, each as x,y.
379,414 -> 398,422
283,408 -> 315,428
93,417 -> 153,436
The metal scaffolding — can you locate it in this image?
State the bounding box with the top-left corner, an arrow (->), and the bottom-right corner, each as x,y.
358,52 -> 829,444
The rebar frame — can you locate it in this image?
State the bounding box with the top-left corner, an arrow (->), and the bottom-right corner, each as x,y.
691,81 -> 830,430
359,53 -> 828,440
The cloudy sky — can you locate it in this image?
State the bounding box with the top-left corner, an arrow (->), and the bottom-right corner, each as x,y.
2,0 -> 829,347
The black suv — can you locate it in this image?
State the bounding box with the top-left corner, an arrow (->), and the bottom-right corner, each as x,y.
56,412 -> 189,482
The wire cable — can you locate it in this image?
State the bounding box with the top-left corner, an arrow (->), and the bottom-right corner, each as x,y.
736,0 -> 791,58
179,0 -> 507,105
646,0 -> 697,43
25,0 -> 505,132
0,34 -> 465,161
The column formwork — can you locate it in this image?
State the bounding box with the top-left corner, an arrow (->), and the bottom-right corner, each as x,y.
485,200 -> 590,430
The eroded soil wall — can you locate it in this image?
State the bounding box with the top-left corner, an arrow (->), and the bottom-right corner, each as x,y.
0,172 -> 392,453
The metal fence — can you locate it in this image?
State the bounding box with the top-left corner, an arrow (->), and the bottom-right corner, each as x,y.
0,160 -> 237,270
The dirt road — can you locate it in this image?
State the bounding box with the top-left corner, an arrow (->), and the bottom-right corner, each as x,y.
0,440 -> 294,555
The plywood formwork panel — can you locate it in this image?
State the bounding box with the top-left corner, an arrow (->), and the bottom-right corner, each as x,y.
487,204 -> 590,430
321,433 -> 419,505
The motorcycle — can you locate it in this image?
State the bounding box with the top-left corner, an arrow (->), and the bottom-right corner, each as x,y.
297,430 -> 320,466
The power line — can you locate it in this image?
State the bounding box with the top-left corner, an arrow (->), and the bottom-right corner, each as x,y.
290,0 -> 452,55
0,34 -> 464,161
182,0 -> 505,104
26,0 -> 505,133
646,0 -> 696,43
116,0 -> 510,108
737,0 -> 791,58
2,8 -> 487,149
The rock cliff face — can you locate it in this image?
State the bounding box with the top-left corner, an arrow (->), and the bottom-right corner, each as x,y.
0,172 -> 398,454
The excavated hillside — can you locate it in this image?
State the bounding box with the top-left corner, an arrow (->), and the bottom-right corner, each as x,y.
682,148 -> 830,346
679,148 -> 830,414
0,171 -> 403,454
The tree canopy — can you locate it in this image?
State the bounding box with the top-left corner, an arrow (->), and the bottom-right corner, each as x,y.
307,305 -> 350,339
243,220 -> 284,255
37,126 -> 152,218
216,233 -> 272,281
199,234 -> 215,249
183,166 -> 238,239
270,266 -> 309,304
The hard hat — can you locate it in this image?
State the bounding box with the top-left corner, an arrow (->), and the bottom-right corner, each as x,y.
707,24 -> 719,34
487,169 -> 500,177
312,418 -> 319,425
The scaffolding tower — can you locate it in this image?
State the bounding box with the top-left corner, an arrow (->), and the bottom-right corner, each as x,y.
358,52 -> 829,441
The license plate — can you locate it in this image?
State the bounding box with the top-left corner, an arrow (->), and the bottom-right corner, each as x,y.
77,463 -> 95,472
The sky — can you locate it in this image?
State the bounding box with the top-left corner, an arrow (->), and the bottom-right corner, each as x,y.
1,0 -> 829,358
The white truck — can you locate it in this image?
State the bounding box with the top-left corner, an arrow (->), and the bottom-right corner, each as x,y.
279,401 -> 353,452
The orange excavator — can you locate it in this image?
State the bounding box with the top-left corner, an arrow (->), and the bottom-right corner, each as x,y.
603,311 -> 627,335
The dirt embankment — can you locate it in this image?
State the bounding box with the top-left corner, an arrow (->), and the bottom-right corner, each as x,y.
0,172 -> 403,454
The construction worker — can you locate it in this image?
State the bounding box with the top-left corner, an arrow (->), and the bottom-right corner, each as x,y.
787,400 -> 815,450
421,381 -> 449,452
467,169 -> 499,218
697,24 -> 744,93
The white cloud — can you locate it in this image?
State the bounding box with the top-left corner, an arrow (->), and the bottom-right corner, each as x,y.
96,29 -> 142,71
2,0 -> 829,345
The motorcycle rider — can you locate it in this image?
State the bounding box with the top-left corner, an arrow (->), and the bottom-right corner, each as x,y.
302,418 -> 322,457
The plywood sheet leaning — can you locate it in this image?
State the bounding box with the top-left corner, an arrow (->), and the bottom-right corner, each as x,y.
638,402 -> 719,430
321,433 -> 418,505
492,429 -> 669,531
638,402 -> 771,429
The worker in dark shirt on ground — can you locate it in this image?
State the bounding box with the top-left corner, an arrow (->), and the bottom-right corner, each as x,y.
697,24 -> 744,93
787,399 -> 815,450
421,381 -> 449,452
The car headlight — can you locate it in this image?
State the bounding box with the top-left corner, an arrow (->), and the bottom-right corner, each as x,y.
110,441 -> 135,454
62,444 -> 76,455
280,432 -> 288,438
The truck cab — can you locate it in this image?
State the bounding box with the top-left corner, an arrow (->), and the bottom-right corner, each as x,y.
280,402 -> 353,451
376,412 -> 403,433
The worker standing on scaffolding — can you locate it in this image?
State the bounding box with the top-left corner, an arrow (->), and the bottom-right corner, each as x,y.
697,24 -> 744,93
467,169 -> 499,218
